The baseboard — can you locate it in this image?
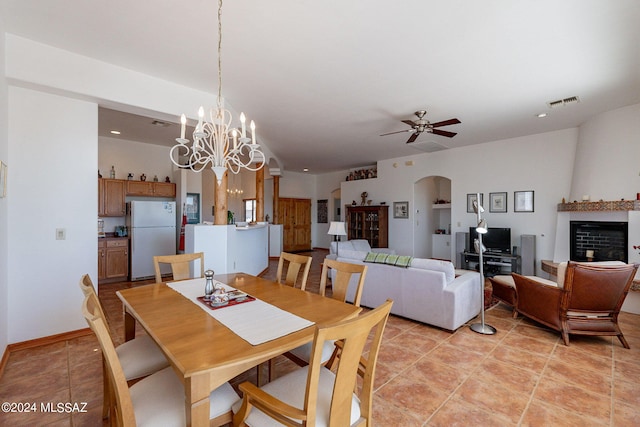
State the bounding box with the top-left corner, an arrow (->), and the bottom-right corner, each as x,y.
0,328 -> 93,380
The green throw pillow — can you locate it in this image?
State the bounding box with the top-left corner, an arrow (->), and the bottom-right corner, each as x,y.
374,252 -> 389,263
364,252 -> 378,262
384,254 -> 400,265
395,255 -> 413,268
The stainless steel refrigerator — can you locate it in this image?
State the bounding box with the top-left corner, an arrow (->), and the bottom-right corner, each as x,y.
127,201 -> 177,280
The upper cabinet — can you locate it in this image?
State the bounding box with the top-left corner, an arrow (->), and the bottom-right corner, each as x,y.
127,180 -> 176,198
99,178 -> 176,217
99,179 -> 126,217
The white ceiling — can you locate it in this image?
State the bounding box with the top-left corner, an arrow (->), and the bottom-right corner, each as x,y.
4,0 -> 640,174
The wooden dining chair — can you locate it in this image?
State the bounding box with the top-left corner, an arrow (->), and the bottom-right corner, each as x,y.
82,291 -> 239,426
233,299 -> 393,427
276,252 -> 312,290
275,259 -> 368,379
79,274 -> 170,419
153,252 -> 205,283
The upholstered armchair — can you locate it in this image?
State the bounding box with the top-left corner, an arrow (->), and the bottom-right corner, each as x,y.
512,261 -> 638,348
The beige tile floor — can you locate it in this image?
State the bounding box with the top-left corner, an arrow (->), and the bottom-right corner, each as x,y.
1,250 -> 639,426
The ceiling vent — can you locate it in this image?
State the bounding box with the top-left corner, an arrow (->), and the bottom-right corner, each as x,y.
151,120 -> 171,127
409,140 -> 449,153
547,96 -> 581,109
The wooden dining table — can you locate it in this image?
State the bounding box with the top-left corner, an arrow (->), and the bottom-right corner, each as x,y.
116,272 -> 362,426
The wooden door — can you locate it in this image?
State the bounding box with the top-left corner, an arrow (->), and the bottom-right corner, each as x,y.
279,198 -> 311,252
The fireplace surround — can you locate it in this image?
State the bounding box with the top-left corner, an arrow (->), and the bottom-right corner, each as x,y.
570,221 -> 628,263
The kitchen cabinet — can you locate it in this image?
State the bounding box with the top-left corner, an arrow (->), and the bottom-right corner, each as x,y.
346,205 -> 388,248
127,180 -> 176,198
99,179 -> 126,217
98,237 -> 129,284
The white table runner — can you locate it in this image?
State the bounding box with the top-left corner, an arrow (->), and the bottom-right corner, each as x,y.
167,278 -> 314,345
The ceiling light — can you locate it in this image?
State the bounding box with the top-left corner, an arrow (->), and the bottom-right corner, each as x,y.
536,113 -> 548,118
110,130 -> 121,135
169,0 -> 265,184
303,168 -> 309,172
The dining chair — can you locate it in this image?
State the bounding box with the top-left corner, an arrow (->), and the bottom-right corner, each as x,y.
82,291 -> 239,426
274,259 -> 368,380
233,299 -> 393,427
275,252 -> 312,290
79,274 -> 170,419
153,252 -> 205,283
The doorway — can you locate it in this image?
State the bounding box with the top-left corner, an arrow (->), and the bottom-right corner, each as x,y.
413,176 -> 451,260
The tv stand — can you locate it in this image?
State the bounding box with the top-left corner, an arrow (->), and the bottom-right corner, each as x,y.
461,251 -> 521,276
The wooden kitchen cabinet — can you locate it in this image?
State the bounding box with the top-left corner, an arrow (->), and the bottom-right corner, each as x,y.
346,205 -> 388,248
127,180 -> 176,198
98,237 -> 129,284
99,179 -> 126,217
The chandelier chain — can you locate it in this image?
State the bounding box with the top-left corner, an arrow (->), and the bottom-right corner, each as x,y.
217,0 -> 223,111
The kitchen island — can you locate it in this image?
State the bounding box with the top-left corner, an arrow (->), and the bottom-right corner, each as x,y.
185,223 -> 269,276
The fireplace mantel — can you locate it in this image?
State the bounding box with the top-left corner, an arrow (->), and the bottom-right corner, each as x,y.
557,200 -> 640,212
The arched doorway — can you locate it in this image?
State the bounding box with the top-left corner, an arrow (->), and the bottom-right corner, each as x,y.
413,176 -> 451,259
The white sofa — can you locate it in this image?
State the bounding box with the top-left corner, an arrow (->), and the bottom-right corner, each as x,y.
329,240 -> 481,331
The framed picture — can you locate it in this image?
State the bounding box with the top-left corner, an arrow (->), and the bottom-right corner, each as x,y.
467,193 -> 484,213
0,162 -> 6,198
489,192 -> 507,213
185,192 -> 200,224
393,201 -> 409,219
514,190 -> 534,212
317,199 -> 328,223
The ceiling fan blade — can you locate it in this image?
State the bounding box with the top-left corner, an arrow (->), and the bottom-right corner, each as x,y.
431,128 -> 457,138
430,118 -> 461,128
380,129 -> 411,136
401,120 -> 417,127
406,132 -> 419,143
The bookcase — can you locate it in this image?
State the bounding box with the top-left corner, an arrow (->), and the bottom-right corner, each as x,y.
345,205 -> 389,248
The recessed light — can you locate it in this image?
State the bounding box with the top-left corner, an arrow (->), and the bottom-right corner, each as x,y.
303,168 -> 309,172
536,113 -> 548,118
110,130 -> 121,135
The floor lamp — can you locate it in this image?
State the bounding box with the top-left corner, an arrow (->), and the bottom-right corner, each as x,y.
470,193 -> 497,335
328,221 -> 347,257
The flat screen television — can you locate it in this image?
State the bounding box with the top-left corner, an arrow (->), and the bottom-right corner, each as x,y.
469,227 -> 511,254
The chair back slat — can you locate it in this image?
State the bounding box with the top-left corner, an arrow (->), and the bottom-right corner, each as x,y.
276,252 -> 312,290
320,258 -> 367,307
153,252 -> 205,283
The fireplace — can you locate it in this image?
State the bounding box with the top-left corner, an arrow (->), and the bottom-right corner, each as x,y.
570,221 -> 628,263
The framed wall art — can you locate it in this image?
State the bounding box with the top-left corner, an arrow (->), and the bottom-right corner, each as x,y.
467,193 -> 484,213
317,199 -> 328,223
489,192 -> 507,213
393,201 -> 409,219
514,190 -> 534,212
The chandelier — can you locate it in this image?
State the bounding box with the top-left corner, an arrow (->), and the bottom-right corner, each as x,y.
170,0 -> 265,184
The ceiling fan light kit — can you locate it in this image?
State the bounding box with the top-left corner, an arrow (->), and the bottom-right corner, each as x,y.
380,110 -> 461,144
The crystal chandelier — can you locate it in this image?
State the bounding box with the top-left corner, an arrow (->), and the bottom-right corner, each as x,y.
170,0 -> 265,184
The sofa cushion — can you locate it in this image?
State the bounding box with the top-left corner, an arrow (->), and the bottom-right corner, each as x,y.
410,258 -> 455,283
351,240 -> 373,252
338,249 -> 368,261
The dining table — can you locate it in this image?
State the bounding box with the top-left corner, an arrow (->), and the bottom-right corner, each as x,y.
116,272 -> 362,426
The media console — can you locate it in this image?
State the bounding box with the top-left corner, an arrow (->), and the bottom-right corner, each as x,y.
461,251 -> 521,276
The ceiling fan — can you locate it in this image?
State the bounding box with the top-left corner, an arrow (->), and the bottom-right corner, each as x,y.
380,110 -> 461,143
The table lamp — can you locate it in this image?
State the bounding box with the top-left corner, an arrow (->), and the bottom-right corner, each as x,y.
328,221 -> 347,257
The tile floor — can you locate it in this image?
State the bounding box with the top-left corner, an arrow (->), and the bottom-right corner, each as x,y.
1,250 -> 639,426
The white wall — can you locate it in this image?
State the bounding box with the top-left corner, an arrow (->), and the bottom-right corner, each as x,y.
313,170 -> 345,249
570,103 -> 640,202
99,136 -> 174,182
8,87 -> 97,342
340,128 -> 578,272
0,16 -> 10,355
